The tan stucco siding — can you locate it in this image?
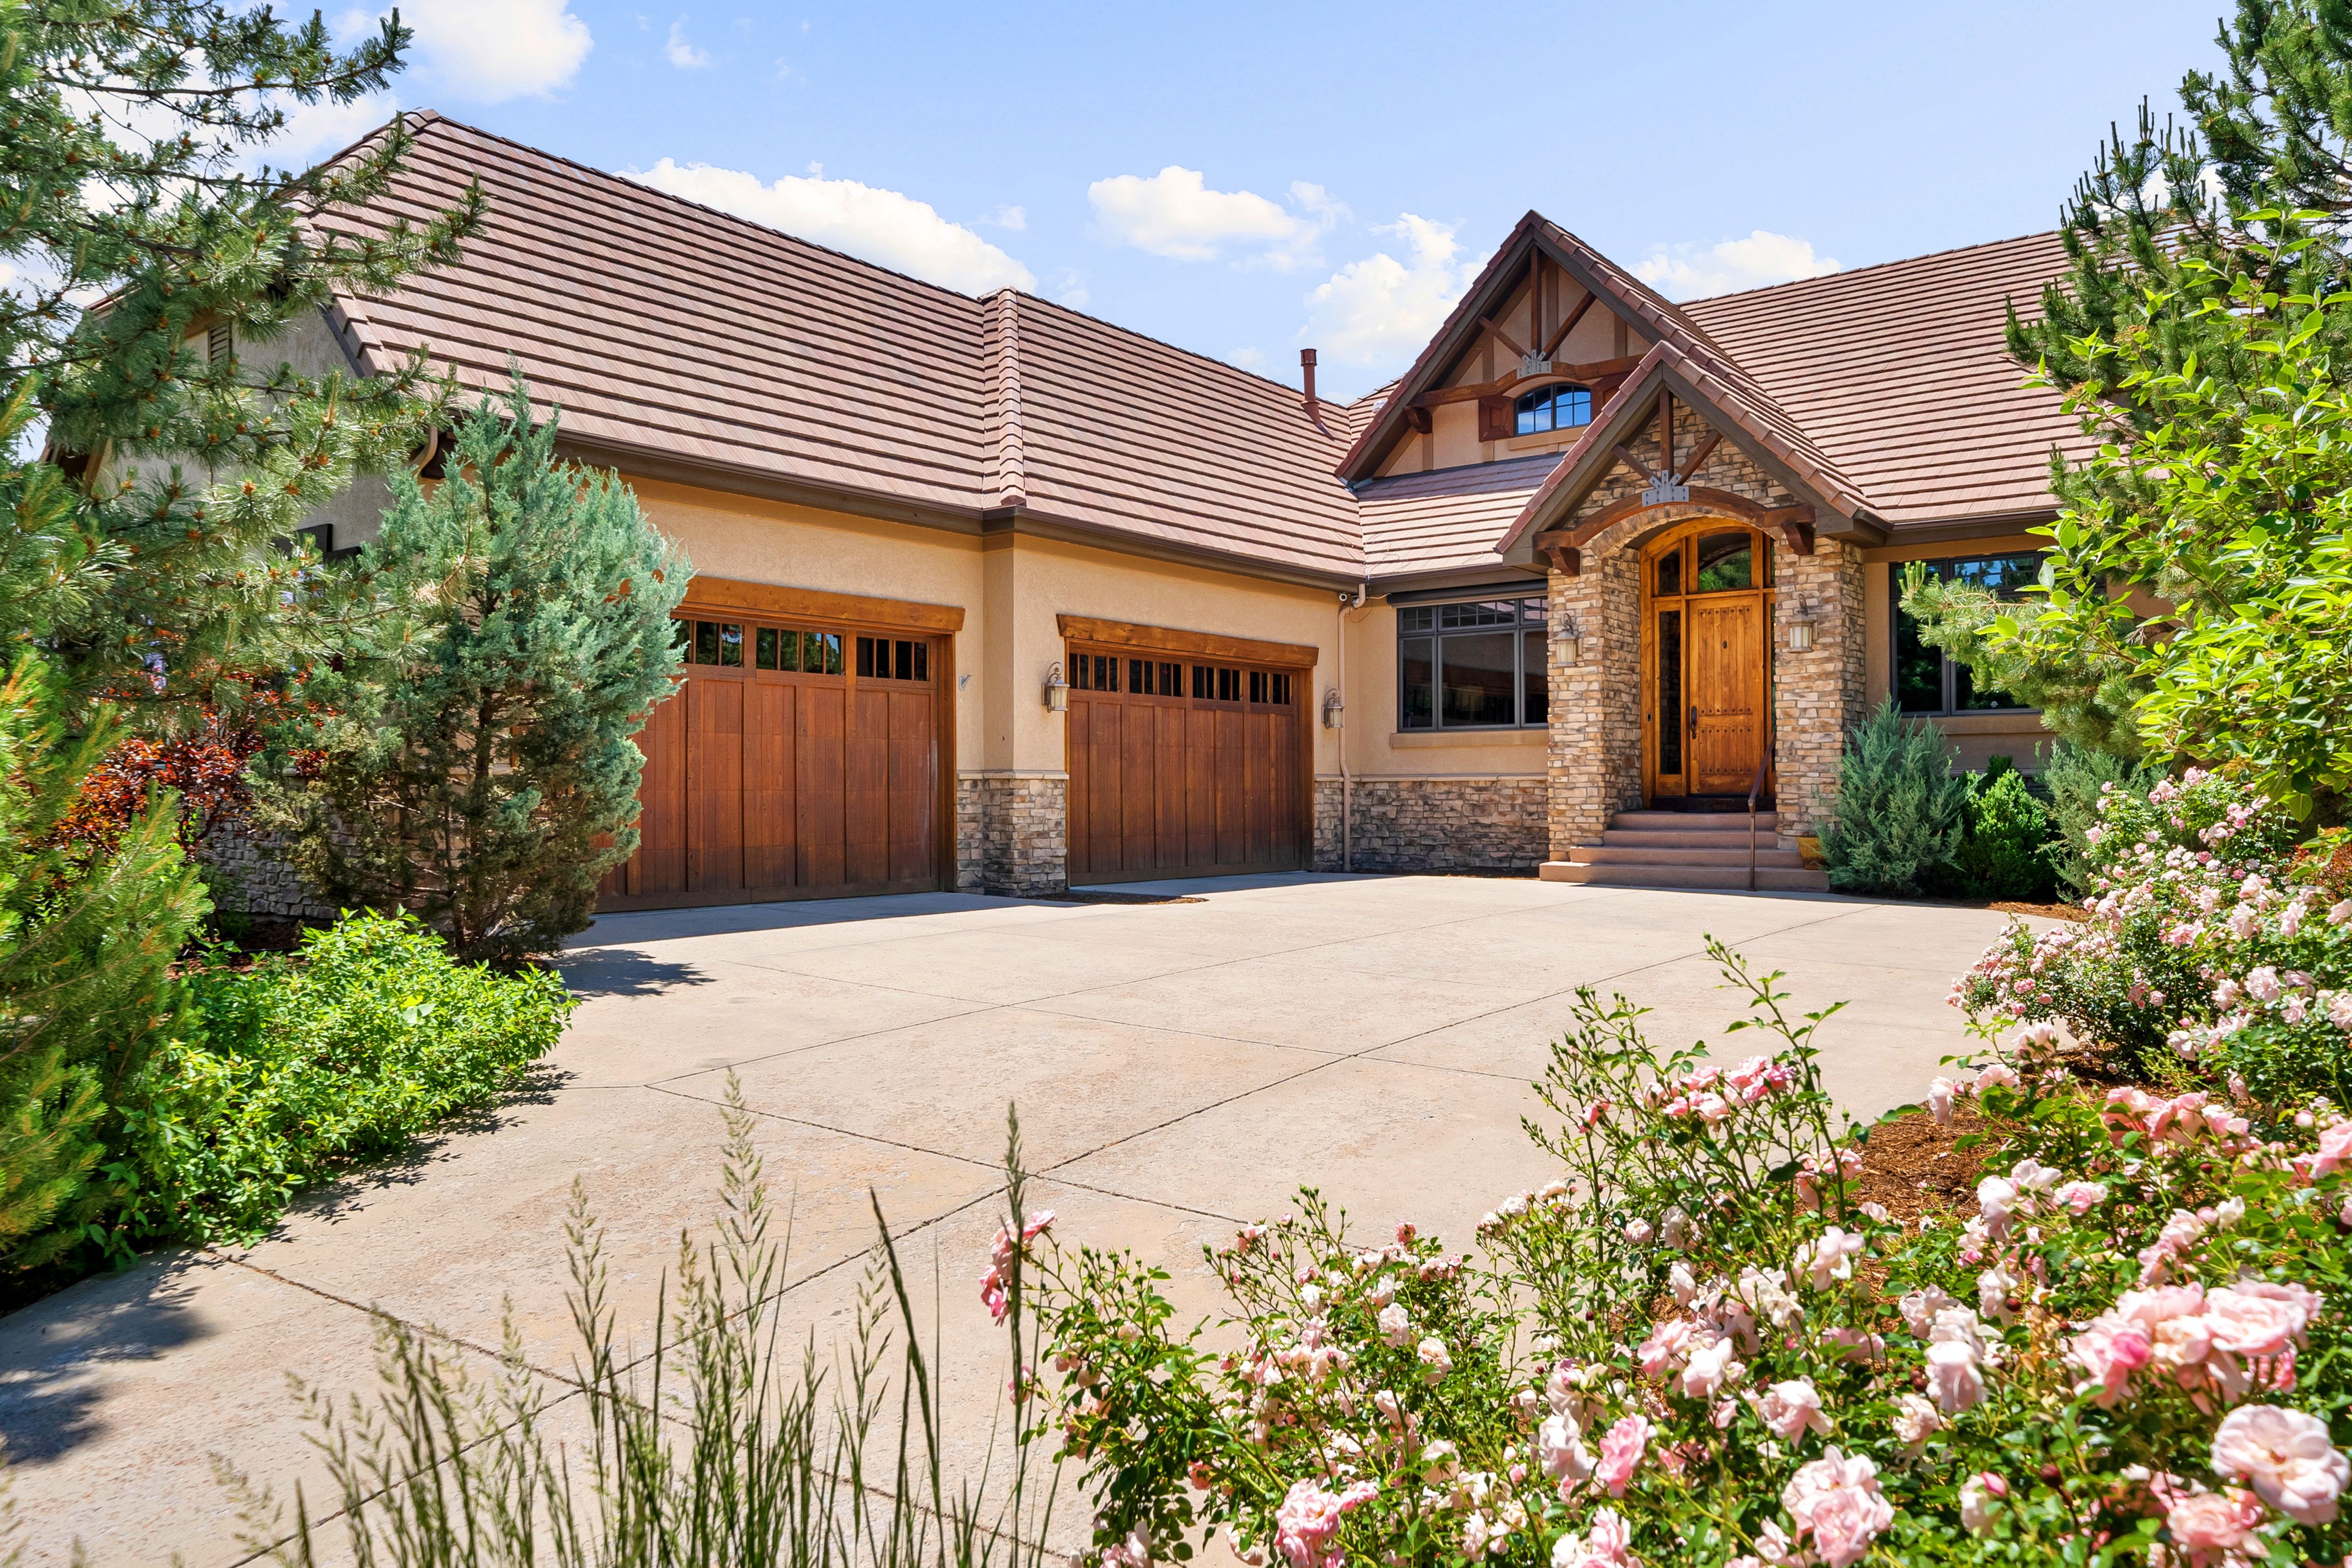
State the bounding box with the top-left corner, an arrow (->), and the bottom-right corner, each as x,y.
630,477 -> 991,763
993,532 -> 1341,774
1860,534 -> 2056,773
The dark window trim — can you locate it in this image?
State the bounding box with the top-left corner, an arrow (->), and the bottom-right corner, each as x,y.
1397,594 -> 1550,731
1891,553 -> 2041,718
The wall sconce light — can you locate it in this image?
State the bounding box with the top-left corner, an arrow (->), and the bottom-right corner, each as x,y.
1043,661 -> 1069,712
1321,688 -> 1345,729
1787,604 -> 1817,652
1554,613 -> 1584,665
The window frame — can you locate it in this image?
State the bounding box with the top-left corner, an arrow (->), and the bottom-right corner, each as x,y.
1512,383 -> 1593,436
1396,595 -> 1550,732
1891,552 -> 2043,717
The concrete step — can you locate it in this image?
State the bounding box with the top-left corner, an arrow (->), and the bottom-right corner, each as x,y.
1540,861 -> 1831,893
1610,810 -> 1778,832
1569,844 -> 1806,868
1598,828 -> 1772,850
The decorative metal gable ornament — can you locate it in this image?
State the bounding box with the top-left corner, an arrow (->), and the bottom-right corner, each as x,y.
1517,351 -> 1553,381
1641,473 -> 1690,506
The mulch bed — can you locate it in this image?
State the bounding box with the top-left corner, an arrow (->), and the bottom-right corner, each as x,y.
1850,1102 -> 1991,1227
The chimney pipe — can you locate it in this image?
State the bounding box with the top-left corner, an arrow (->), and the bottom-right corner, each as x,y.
1300,348 -> 1319,416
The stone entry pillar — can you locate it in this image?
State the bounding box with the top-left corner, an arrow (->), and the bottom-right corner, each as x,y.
1769,538 -> 1866,840
1544,537 -> 1643,857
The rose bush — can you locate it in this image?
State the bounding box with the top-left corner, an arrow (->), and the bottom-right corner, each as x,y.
1004,944 -> 2352,1568
1955,768 -> 2352,1102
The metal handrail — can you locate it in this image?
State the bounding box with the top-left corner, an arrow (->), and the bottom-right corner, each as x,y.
1746,757 -> 1768,892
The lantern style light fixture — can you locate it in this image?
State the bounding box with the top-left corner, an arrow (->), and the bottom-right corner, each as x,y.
1321,687 -> 1345,729
1787,601 -> 1818,652
1554,612 -> 1585,665
1043,661 -> 1069,712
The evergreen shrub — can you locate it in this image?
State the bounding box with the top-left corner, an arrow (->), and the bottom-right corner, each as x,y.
1947,760 -> 2060,902
2042,741 -> 2164,898
1818,699 -> 1966,896
108,911 -> 574,1251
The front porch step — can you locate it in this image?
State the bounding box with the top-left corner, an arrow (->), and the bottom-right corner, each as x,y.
1569,843 -> 1807,868
1540,862 -> 1831,892
1610,810 -> 1778,832
1538,803 -> 1828,893
1598,827 -> 1775,850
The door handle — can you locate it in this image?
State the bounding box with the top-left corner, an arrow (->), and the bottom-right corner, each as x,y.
1688,704 -> 1697,737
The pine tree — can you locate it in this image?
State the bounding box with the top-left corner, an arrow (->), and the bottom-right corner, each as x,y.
0,1 -> 482,720
1912,2 -> 2352,760
0,656 -> 206,1274
0,0 -> 479,1276
260,378 -> 689,963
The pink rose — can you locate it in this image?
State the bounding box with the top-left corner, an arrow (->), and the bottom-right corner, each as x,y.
2314,1121 -> 2352,1180
2211,1403 -> 2351,1525
2164,1488 -> 2266,1565
1536,1412 -> 1593,1485
1680,1336 -> 1739,1402
1781,1448 -> 1892,1568
2203,1284 -> 2314,1358
1925,1076 -> 1957,1124
1926,1338 -> 1986,1413
1273,1478 -> 1378,1568
1750,1378 -> 1831,1440
2055,1180 -> 2108,1215
1594,1414 -> 1651,1497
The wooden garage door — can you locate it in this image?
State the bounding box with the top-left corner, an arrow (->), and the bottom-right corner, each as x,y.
598,616 -> 943,909
1066,645 -> 1308,883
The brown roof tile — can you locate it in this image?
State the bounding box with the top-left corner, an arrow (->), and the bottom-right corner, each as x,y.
1358,453 -> 1559,577
1680,231 -> 2090,528
313,113 -> 1357,577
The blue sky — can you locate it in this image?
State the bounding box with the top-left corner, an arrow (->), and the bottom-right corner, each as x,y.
282,0 -> 2229,401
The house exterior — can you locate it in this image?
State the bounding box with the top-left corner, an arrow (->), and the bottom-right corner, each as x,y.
253,112 -> 2091,910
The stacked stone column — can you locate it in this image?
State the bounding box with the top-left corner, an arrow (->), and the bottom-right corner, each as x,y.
1769,538 -> 1867,839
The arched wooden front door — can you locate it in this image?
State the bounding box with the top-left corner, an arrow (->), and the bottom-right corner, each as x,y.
1641,521 -> 1772,801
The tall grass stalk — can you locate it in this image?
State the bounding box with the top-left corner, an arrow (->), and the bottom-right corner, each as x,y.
214,1081 -> 1057,1567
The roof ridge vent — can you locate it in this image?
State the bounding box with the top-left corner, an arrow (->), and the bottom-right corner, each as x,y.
991,290 -> 1027,507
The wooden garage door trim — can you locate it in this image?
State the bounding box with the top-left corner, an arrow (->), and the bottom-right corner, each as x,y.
685,576 -> 966,635
1055,613 -> 1318,669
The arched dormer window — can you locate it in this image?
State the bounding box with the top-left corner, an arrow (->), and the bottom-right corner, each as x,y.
1513,383 -> 1591,436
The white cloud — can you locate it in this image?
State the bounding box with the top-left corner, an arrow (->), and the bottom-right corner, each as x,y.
1300,215 -> 1484,367
1049,269 -> 1089,308
665,18 -> 710,67
1633,230 -> 1839,300
983,204 -> 1026,231
1086,166 -> 1338,269
357,0 -> 592,102
1226,347 -> 1266,371
626,158 -> 1035,294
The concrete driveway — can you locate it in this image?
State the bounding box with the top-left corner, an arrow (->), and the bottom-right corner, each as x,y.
0,874 -> 2024,1566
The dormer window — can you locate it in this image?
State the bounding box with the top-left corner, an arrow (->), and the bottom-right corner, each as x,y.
1514,383 -> 1591,435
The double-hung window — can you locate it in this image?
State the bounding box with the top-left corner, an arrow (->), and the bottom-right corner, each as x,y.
1398,596 -> 1549,730
1893,553 -> 2041,715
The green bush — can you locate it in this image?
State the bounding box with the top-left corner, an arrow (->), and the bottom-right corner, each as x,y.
1818,698 -> 1966,896
2041,739 -> 2164,898
108,911 -> 574,1250
1947,759 -> 2060,902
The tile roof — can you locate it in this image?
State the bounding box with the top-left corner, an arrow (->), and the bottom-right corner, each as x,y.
1358,453 -> 1561,577
311,113 -> 1359,577
311,116 -> 2086,591
1680,231 -> 2090,529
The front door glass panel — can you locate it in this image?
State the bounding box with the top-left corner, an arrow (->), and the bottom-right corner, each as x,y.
1656,609 -> 1683,776
1694,532 -> 1753,592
